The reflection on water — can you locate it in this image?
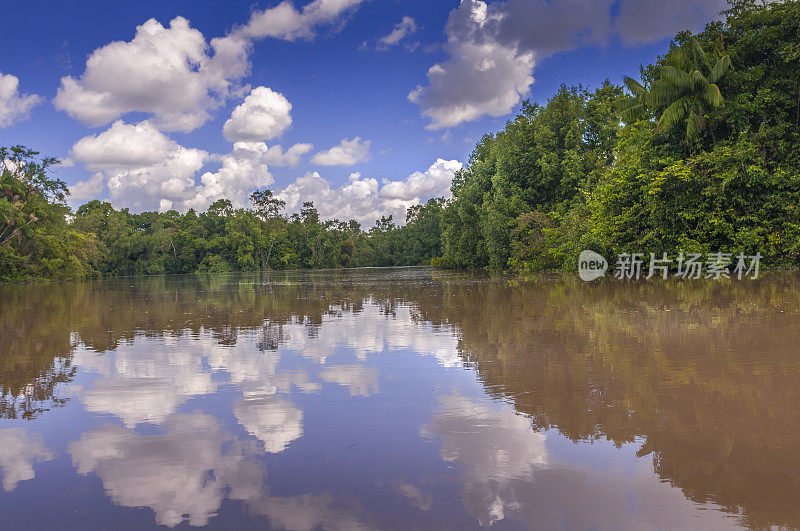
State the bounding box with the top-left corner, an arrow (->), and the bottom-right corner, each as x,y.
0,269 -> 798,529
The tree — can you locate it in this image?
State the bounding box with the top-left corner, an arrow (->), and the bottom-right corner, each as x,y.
0,146 -> 67,247
648,35 -> 732,145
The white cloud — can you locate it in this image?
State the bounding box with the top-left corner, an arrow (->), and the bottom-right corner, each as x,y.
310,137 -> 371,166
379,16 -> 417,47
68,173 -> 105,208
259,142 -> 314,167
411,0 -> 727,129
70,120 -> 210,212
410,40 -> 534,130
72,120 -> 181,169
0,428 -> 55,492
250,493 -> 372,531
380,158 -> 463,201
232,0 -> 364,42
68,131 -> 456,223
223,86 -> 293,142
69,122 -> 312,212
277,158 -> 461,226
54,17 -> 246,132
55,1 -> 364,132
0,72 -> 41,128
275,301 -> 462,367
185,142 -> 276,211
74,338 -> 217,427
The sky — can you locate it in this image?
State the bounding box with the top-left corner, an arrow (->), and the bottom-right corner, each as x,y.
0,0 -> 726,226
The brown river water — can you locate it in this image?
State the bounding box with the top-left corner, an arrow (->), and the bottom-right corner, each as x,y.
1,268 -> 798,529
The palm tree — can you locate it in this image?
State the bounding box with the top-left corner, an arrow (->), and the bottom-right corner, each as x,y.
647,36 -> 731,144
620,65 -> 650,124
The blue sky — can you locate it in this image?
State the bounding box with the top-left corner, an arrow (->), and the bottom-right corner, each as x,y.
0,0 -> 725,224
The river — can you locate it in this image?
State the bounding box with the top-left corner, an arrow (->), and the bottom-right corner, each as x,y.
0,268 -> 798,529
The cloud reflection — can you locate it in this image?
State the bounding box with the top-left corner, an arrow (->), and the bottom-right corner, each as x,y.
281,303 -> 461,367
320,365 -> 379,397
69,412 -> 266,527
0,428 -> 55,492
421,393 -> 548,526
234,396 -> 304,453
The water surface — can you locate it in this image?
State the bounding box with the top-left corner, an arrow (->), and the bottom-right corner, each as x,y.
1,268 -> 799,529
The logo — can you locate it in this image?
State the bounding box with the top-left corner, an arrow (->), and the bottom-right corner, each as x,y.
578,250 -> 608,282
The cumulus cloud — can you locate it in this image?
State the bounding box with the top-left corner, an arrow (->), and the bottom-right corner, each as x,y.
231,0 -> 364,42
250,493 -> 372,531
0,428 -> 55,492
68,173 -> 105,207
379,16 -> 418,47
74,338 -> 217,427
223,86 -> 293,141
259,142 -> 314,167
411,0 -> 727,129
310,137 -> 371,166
72,120 -> 185,169
69,122 -> 313,211
0,72 -> 41,128
70,120 -> 210,212
67,127 -> 455,224
277,158 -> 461,226
54,17 -> 246,132
55,1 -> 363,131
185,142 -> 276,211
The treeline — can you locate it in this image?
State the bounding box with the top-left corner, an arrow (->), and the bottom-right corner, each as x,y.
1,0 -> 798,282
436,0 -> 800,271
0,145 -> 445,281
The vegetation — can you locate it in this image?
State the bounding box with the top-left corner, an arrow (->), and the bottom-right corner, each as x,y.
1,0 -> 798,281
437,0 -> 800,272
0,149 -> 445,281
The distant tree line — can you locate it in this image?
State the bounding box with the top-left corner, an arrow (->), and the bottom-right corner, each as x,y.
0,147 -> 445,281
1,0 -> 798,282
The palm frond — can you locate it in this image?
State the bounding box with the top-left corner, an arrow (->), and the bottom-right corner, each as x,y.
702,83 -> 724,107
685,110 -> 702,144
657,96 -> 691,131
691,70 -> 707,89
669,47 -> 690,71
661,66 -> 692,89
623,76 -> 647,97
691,37 -> 712,71
620,102 -> 645,123
647,78 -> 684,107
708,54 -> 731,84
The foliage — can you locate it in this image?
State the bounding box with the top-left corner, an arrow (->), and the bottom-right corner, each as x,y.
2,1 -> 798,280
0,146 -> 99,282
439,0 -> 800,273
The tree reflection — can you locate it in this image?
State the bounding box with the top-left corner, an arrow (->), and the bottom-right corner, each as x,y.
2,269 -> 800,527
413,274 -> 800,528
0,283 -> 77,419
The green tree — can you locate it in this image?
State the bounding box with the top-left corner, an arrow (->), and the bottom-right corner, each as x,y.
648,35 -> 731,145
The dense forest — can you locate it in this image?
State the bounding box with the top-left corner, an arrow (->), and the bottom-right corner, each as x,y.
436,0 -> 800,271
1,0 -> 798,282
0,146 -> 445,280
